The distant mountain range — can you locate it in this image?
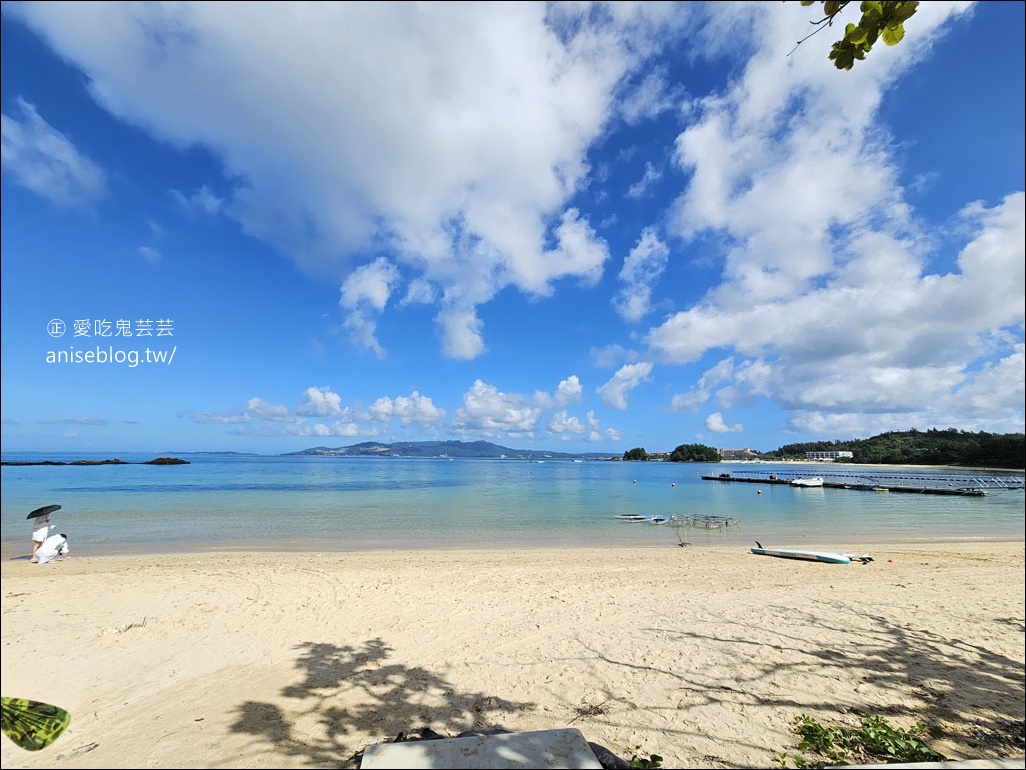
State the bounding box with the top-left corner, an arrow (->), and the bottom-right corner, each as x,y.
286,440 -> 614,460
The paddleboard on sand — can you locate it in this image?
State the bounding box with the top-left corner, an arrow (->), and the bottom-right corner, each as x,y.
751,542 -> 873,564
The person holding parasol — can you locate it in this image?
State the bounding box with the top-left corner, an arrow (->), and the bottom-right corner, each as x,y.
27,505 -> 60,563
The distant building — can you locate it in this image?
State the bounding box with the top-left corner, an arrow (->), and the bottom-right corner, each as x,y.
804,451 -> 853,461
719,448 -> 759,461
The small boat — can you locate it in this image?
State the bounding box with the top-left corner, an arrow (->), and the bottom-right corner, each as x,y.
790,476 -> 824,487
648,515 -> 669,525
614,514 -> 649,522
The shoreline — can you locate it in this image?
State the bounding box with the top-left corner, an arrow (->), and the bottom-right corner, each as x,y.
2,542 -> 1022,768
4,532 -> 1025,562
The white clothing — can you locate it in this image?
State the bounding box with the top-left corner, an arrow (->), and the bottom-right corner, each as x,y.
36,534 -> 69,565
32,514 -> 51,543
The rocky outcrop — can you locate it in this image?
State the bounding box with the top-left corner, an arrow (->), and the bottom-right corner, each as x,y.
2,457 -> 190,466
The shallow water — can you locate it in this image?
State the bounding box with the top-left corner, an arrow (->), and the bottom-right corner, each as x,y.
1,453 -> 1023,557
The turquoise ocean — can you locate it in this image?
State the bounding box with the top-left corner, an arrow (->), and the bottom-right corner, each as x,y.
1,452 -> 1023,558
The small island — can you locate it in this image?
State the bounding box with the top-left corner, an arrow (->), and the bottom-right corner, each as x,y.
1,457 -> 190,466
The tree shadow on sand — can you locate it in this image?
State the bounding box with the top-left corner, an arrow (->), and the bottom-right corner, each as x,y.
584,600 -> 1024,761
225,637 -> 538,767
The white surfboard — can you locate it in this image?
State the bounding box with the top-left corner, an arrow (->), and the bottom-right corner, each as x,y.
751,544 -> 873,564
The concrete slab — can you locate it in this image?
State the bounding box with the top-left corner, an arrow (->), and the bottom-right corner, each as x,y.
360,728 -> 605,769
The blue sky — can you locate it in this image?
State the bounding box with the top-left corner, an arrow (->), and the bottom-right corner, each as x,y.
1,1 -> 1023,456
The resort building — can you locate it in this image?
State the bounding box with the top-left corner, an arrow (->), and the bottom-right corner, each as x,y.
719,448 -> 759,461
803,451 -> 854,461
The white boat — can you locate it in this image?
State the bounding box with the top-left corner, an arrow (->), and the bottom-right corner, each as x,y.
614,514 -> 648,522
648,515 -> 669,525
790,476 -> 824,487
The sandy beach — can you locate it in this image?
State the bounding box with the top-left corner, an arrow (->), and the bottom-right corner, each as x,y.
2,543 -> 1023,768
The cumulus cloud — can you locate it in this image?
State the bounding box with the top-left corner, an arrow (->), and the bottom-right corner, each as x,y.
705,412 -> 742,433
244,397 -> 290,422
642,2 -> 1022,433
367,391 -> 446,426
339,257 -> 401,357
597,362 -> 654,409
286,420 -> 362,438
533,375 -> 584,409
295,386 -> 343,418
1,98 -> 106,207
6,2 -> 687,359
547,410 -> 588,436
451,379 -> 542,437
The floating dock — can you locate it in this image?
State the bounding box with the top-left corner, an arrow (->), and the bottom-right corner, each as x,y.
700,470 -> 1025,496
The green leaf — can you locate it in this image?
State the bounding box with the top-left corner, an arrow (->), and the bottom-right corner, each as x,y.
881,23 -> 905,45
891,2 -> 920,24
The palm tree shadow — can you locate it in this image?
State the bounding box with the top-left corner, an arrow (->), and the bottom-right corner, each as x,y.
227,637 -> 537,767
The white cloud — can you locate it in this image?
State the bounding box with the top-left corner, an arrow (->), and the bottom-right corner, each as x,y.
533,375 -> 584,409
0,98 -> 106,207
612,227 -> 670,322
670,358 -> 735,412
245,397 -> 290,421
626,161 -> 662,199
705,411 -> 742,433
7,2 -> 683,358
339,257 -> 401,357
295,386 -> 343,418
401,278 -> 436,306
618,68 -> 682,126
39,416 -> 106,425
597,362 -> 654,409
451,379 -> 541,437
547,410 -> 588,435
289,420 -> 362,438
590,344 -> 640,369
642,3 -> 1022,434
138,246 -> 161,264
367,391 -> 446,426
190,410 -> 251,425
170,184 -> 222,214
435,307 -> 486,361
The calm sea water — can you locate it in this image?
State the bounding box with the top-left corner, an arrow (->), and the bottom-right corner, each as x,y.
1,453 -> 1023,558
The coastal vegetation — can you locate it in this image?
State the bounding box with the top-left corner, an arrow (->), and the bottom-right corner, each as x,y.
760,429 -> 1024,469
775,713 -> 944,768
668,443 -> 721,462
623,444 -> 721,462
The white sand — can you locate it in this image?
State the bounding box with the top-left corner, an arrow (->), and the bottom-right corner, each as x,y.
2,542 -> 1023,768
